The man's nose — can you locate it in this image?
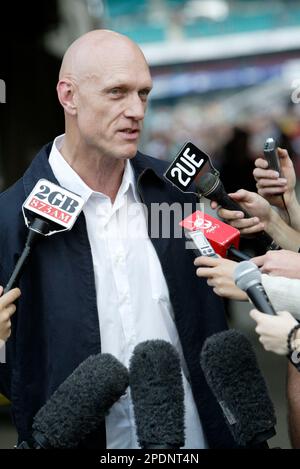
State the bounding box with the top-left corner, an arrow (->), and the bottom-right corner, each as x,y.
124,93 -> 145,120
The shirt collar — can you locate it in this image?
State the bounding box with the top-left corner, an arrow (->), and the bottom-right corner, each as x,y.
48,134 -> 139,204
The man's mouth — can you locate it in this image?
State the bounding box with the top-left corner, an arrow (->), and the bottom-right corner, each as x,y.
118,128 -> 140,139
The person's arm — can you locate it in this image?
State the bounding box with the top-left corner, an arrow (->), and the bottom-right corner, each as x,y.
287,362 -> 300,449
0,286 -> 21,341
249,309 -> 298,355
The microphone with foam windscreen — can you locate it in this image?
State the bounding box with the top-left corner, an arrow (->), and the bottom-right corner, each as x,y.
200,329 -> 276,448
18,353 -> 129,449
129,340 -> 185,449
234,261 -> 276,316
197,172 -> 279,251
180,210 -> 250,262
4,179 -> 85,293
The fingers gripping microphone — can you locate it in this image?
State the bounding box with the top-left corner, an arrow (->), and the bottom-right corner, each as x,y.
4,179 -> 85,293
198,172 -> 250,216
129,340 -> 185,449
234,261 -> 276,315
197,172 -> 279,251
21,354 -> 129,448
200,330 -> 276,448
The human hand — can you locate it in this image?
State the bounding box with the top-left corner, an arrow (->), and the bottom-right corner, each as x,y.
252,250 -> 300,278
194,256 -> 247,300
250,309 -> 298,355
210,189 -> 271,236
0,286 -> 21,341
253,148 -> 296,209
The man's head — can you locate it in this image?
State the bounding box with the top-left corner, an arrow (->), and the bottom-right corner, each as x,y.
57,30 -> 152,161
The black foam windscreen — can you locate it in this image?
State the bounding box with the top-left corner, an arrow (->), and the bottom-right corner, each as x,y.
200,329 -> 276,447
129,340 -> 185,449
32,353 -> 129,448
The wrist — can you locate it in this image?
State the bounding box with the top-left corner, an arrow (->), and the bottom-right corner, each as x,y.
285,190 -> 298,210
287,323 -> 300,370
264,206 -> 278,233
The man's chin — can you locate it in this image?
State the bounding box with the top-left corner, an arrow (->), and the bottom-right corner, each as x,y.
119,143 -> 139,160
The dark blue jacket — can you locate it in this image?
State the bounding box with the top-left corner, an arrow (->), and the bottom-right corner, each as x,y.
0,143 -> 236,448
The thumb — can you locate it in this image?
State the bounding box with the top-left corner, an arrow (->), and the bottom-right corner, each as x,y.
277,148 -> 290,167
228,189 -> 250,203
249,308 -> 265,323
0,286 -> 3,297
251,255 -> 265,267
276,310 -> 291,318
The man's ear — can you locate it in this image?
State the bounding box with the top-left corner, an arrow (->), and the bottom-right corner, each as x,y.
56,80 -> 77,115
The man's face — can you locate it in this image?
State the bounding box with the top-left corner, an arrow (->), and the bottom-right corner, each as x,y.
74,49 -> 152,161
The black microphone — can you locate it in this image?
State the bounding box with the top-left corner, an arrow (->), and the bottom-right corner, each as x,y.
197,172 -> 280,251
4,218 -> 50,293
200,329 -> 276,448
234,261 -> 276,315
4,179 -> 85,293
18,353 -> 129,448
129,340 -> 185,449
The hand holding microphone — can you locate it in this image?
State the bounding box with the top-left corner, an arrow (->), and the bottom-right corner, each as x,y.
254,147 -> 296,210
250,309 -> 299,356
209,188 -> 272,237
194,256 -> 247,301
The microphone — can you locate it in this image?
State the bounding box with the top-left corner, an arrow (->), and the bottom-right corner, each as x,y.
197,172 -> 280,251
18,353 -> 129,448
129,340 -> 185,449
4,179 -> 85,293
180,210 -> 250,262
200,329 -> 276,448
234,261 -> 276,315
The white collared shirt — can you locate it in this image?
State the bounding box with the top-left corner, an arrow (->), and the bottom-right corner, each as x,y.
49,135 -> 208,449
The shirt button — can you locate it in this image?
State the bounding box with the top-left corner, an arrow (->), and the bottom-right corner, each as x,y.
115,253 -> 124,264
121,292 -> 130,303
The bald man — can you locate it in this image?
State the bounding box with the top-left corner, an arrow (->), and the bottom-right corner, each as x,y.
0,30 -> 235,449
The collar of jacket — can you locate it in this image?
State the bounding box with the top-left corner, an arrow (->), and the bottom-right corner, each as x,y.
22,142 -> 168,198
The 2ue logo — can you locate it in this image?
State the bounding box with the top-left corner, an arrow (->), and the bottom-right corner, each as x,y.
164,142 -> 209,192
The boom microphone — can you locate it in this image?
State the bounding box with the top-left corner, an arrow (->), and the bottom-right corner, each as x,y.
200,329 -> 276,448
129,340 -> 185,449
4,179 -> 85,293
234,261 -> 276,315
197,172 -> 279,251
19,353 -> 129,448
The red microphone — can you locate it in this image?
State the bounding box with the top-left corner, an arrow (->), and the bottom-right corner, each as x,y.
180,210 -> 250,261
